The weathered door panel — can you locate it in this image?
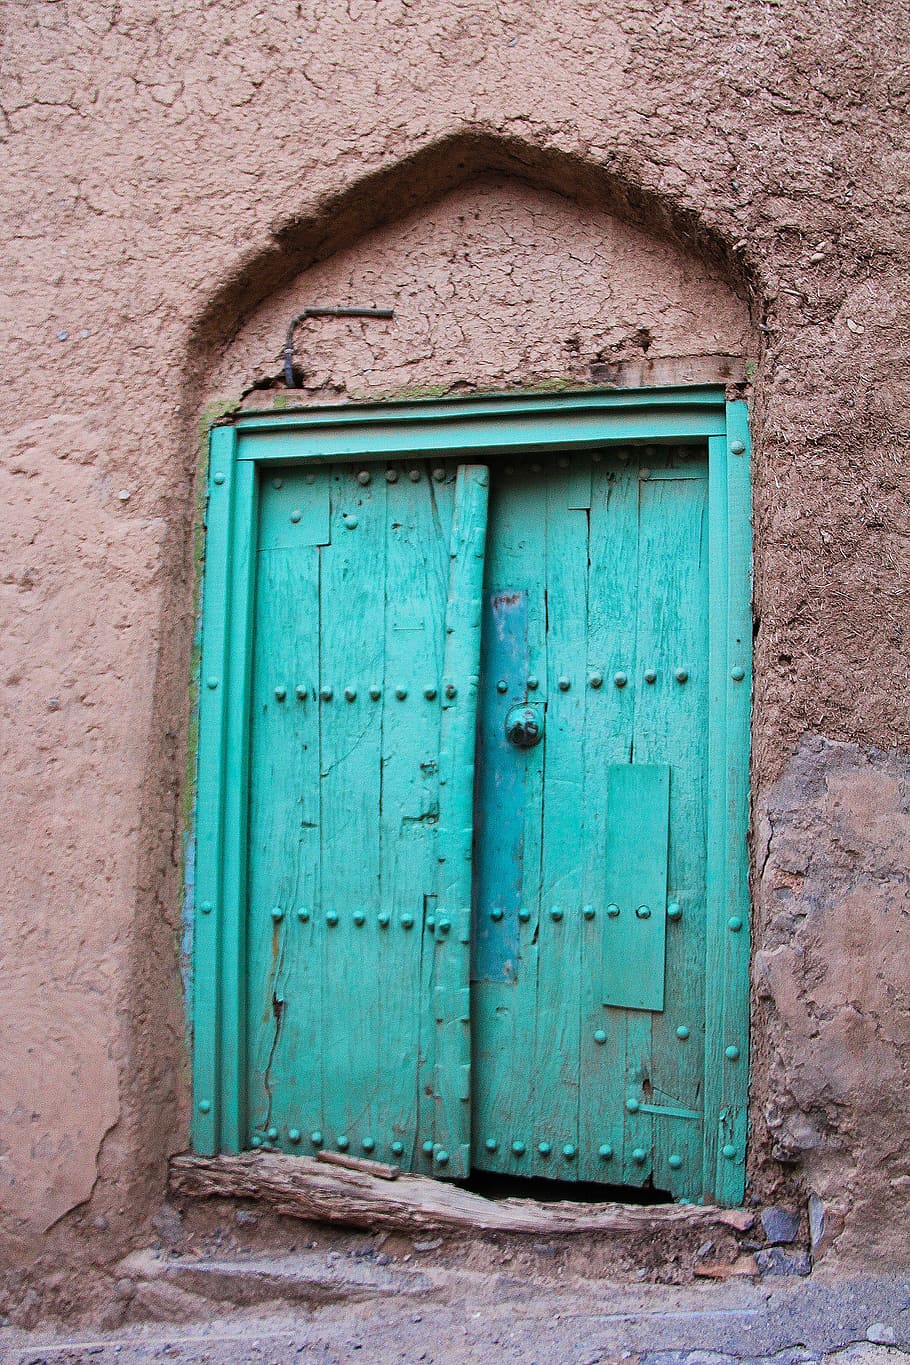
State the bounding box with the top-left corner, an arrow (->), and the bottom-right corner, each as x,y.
632,468 -> 709,1194
470,469 -> 547,1175
433,465 -> 489,1177
470,448 -> 710,1198
246,460 -> 482,1171
577,460 -> 639,1185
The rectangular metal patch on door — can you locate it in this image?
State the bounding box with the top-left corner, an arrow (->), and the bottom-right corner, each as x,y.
602,763 -> 670,1012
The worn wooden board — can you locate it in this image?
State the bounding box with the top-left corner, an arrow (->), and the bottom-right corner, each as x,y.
470,463 -> 548,1176
434,465 -> 489,1177
246,467 -> 327,1149
170,1152 -> 754,1235
577,460 -> 638,1184
530,456 -> 589,1180
379,462 -> 446,1170
319,467 -> 386,1156
641,464 -> 710,1199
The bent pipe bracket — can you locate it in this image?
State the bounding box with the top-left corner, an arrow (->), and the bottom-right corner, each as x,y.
283,307 -> 395,388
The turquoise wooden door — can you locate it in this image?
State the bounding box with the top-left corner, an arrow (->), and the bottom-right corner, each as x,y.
246,459 -> 484,1175
226,419 -> 747,1205
471,446 -> 710,1197
195,391 -> 750,1207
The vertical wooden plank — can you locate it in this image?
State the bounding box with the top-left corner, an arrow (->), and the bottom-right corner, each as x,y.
271,520 -> 323,1158
635,458 -> 710,1200
622,463 -> 661,1189
218,457 -> 257,1152
578,454 -> 639,1185
531,455 -> 589,1181
319,464 -> 386,1156
434,463 -> 489,1178
470,461 -> 548,1176
245,466 -> 326,1150
380,461 -> 449,1170
704,433 -> 731,1200
717,404 -> 752,1204
417,462 -> 457,1166
193,425 -> 237,1154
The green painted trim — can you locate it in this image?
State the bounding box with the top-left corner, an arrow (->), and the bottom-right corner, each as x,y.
721,402 -> 752,1203
234,389 -> 726,464
702,407 -> 752,1205
218,460 -> 258,1152
192,425 -> 238,1153
233,385 -> 726,434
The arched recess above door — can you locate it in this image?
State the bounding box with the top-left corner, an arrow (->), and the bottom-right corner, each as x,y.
189,133 -> 756,413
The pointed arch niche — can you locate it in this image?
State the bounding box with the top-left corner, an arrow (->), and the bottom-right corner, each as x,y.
201,151 -> 754,406
186,142 -> 757,1210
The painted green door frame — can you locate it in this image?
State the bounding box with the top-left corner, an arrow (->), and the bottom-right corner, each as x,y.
192,386 -> 752,1206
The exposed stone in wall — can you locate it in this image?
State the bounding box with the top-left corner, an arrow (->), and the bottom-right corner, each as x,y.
753,738 -> 910,1262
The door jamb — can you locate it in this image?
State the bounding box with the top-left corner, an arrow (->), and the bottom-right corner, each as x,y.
191,386 -> 752,1207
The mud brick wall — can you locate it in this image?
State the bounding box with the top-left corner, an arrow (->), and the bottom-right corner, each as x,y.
1,0 -> 908,1314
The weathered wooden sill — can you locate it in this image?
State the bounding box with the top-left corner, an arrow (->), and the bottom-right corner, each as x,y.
170,1152 -> 753,1237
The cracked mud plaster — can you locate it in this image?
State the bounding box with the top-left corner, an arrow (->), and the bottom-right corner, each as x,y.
753,738 -> 910,1262
220,175 -> 751,399
2,0 -> 910,1318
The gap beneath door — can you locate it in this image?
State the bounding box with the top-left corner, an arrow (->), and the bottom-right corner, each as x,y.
461,1170 -> 673,1206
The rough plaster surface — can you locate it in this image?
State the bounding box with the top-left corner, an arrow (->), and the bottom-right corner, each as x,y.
1,0 -> 910,1319
218,175 -> 751,397
754,739 -> 910,1263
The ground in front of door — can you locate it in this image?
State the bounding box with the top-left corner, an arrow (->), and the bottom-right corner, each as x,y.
3,1246 -> 908,1365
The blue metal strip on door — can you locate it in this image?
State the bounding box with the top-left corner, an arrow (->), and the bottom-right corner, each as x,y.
471,589 -> 530,983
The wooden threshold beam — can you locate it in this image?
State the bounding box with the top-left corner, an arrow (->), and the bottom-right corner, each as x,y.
169,1153 -> 754,1237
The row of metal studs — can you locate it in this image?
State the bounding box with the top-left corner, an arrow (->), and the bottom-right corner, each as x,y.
270,907 -> 426,929
249,1129 -> 730,1169
270,450 -> 699,492
251,1135 -> 742,1168
255,906 -> 745,934
267,671 -> 701,700
270,683 -> 458,701
513,901 -> 685,922
251,1129 -> 406,1156
211,669 -> 745,694
521,670 -> 692,690
270,469 -> 450,490
260,905 -> 743,936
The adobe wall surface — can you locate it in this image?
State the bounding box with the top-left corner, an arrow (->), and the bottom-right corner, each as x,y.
1,0 -> 908,1320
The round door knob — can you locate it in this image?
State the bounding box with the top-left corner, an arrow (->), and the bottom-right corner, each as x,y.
504,703 -> 544,749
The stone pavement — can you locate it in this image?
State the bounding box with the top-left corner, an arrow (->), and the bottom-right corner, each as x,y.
1,1248 -> 908,1365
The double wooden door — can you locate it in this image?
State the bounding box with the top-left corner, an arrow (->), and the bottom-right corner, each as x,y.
245,445 -> 713,1199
